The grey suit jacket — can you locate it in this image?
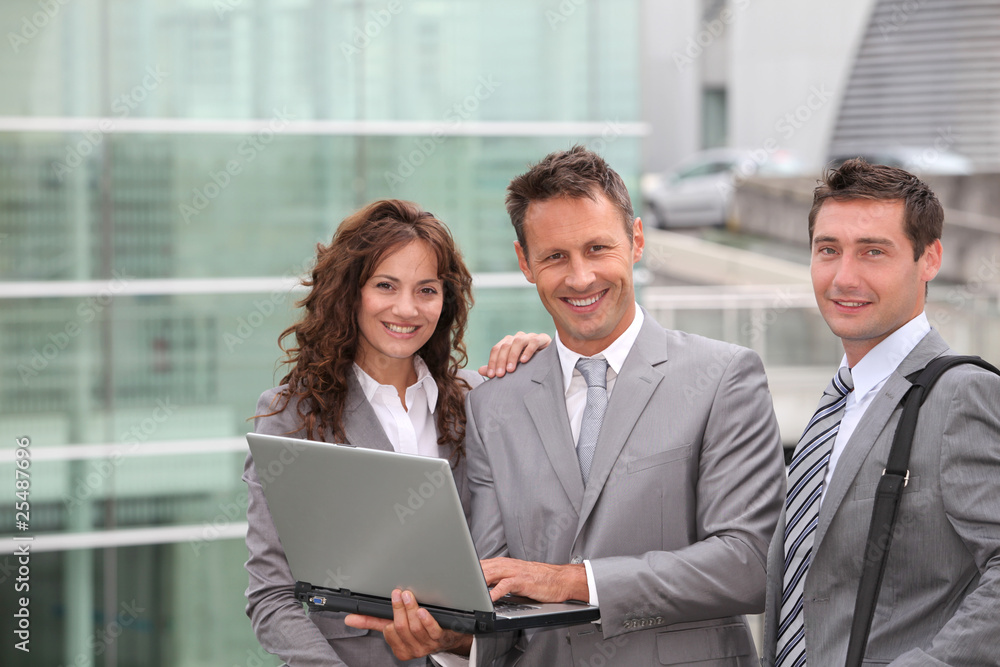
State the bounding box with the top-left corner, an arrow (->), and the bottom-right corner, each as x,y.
243,369 -> 483,667
762,330 -> 1000,666
466,313 -> 786,666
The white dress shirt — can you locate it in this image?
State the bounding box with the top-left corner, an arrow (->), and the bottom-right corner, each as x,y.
353,355 -> 440,457
820,312 -> 931,505
553,305 -> 644,609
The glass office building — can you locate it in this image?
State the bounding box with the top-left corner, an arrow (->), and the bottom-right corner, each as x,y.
0,1 -> 643,665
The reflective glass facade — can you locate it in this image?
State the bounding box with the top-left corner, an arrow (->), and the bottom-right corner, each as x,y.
0,1 -> 641,665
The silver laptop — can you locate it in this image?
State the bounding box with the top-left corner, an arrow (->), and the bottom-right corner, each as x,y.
245,432 -> 600,634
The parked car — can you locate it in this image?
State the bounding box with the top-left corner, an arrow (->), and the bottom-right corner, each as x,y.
640,148 -> 802,228
827,147 -> 973,175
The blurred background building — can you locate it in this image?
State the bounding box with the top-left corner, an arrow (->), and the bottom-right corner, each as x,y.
1,1 -> 998,666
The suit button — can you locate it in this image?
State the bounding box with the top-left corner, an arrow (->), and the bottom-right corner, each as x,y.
570,555 -> 584,564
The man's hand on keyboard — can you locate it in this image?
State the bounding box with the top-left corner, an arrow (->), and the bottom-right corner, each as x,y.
480,557 -> 589,604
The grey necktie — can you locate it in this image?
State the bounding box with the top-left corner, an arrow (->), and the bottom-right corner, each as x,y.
775,366 -> 854,667
575,358 -> 609,484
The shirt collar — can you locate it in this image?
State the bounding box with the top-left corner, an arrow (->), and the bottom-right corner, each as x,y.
352,355 -> 438,413
555,305 -> 644,394
840,311 -> 930,400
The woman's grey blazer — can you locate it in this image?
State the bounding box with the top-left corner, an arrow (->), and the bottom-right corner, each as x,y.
243,369 -> 483,667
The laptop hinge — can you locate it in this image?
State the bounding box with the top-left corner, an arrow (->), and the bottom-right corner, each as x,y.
474,610 -> 496,634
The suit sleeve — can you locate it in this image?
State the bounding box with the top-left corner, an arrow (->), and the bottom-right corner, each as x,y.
589,347 -> 786,638
455,370 -> 486,523
243,390 -> 353,667
464,389 -> 525,666
890,367 -> 1000,667
465,388 -> 509,560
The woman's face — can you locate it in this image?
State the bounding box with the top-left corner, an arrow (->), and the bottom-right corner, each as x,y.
355,240 -> 444,376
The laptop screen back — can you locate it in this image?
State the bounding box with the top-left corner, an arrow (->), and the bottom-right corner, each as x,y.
246,432 -> 495,613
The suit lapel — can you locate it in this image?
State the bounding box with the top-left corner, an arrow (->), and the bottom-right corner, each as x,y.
524,346 -> 585,509
814,330 -> 949,550
576,316 -> 667,533
341,371 -> 395,452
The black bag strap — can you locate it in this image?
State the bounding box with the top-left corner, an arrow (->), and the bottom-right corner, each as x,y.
845,355 -> 1000,667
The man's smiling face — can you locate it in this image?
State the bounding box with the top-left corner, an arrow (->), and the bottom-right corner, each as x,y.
515,193 -> 643,357
810,198 -> 941,365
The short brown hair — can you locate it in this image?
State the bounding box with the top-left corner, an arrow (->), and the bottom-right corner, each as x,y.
506,145 -> 635,251
808,158 -> 943,260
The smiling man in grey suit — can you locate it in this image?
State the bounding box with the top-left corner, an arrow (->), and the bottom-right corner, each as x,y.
762,159 -> 1000,666
355,146 -> 787,665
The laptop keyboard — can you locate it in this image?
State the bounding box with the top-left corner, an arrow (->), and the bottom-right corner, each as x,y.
494,597 -> 540,612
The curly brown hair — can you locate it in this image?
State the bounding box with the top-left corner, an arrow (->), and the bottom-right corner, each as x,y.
272,199 -> 474,464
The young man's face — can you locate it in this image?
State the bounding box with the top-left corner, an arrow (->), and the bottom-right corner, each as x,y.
515,193 -> 643,357
810,198 -> 941,365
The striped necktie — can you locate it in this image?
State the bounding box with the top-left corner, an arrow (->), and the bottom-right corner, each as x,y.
775,366 -> 854,667
575,357 -> 608,484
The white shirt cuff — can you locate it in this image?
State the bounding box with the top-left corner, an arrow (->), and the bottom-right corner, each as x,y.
431,640 -> 475,667
584,559 -> 600,608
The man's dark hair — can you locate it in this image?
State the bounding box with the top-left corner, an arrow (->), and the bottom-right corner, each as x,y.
808,158 -> 943,260
506,145 -> 635,252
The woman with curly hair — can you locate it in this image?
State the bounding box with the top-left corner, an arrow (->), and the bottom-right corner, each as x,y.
243,199 -> 546,667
